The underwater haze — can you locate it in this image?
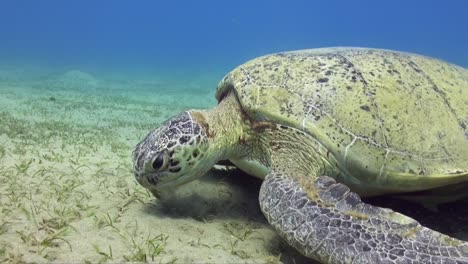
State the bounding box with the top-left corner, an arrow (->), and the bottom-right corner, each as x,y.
1,0 -> 468,75
0,0 -> 468,263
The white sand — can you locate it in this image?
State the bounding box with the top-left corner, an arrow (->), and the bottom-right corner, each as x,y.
0,67 -> 308,263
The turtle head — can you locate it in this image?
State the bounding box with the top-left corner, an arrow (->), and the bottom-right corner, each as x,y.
133,111 -> 213,196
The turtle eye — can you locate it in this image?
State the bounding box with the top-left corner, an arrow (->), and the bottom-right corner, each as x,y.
152,152 -> 166,171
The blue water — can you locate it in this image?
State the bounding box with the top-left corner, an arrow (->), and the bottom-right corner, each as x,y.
1,0 -> 467,79
1,1 -> 468,263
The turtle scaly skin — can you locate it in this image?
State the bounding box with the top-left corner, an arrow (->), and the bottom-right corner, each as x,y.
133,48 -> 468,263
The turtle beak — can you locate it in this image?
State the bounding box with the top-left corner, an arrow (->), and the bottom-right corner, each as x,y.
150,189 -> 162,199
134,171 -> 145,185
135,170 -> 159,186
134,171 -> 163,199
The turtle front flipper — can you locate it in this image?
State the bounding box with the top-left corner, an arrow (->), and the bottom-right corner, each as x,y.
259,172 -> 468,263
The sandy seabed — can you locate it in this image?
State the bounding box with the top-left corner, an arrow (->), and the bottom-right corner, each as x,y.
0,66 -> 466,264
0,67 -> 309,264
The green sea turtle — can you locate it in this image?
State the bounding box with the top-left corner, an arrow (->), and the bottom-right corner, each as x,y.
133,48 -> 468,263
